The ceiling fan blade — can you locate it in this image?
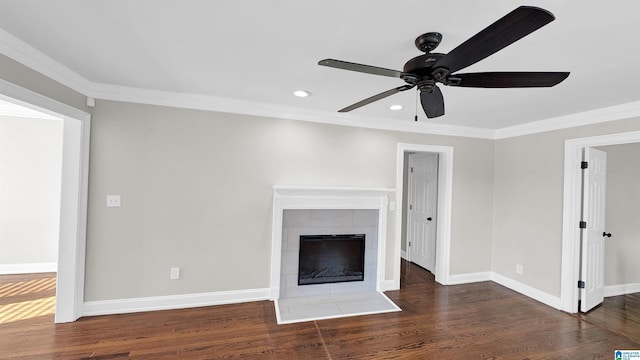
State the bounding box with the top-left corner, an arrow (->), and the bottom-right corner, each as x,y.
338,85 -> 414,112
319,59 -> 402,78
433,6 -> 555,75
420,86 -> 445,118
448,71 -> 569,88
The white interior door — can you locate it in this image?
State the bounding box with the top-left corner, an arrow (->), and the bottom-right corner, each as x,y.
407,153 -> 438,272
580,147 -> 607,312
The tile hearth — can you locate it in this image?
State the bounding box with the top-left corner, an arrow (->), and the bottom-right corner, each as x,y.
275,291 -> 400,324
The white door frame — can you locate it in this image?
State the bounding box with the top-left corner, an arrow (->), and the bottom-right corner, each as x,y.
0,79 -> 90,323
560,130 -> 640,313
395,143 -> 453,287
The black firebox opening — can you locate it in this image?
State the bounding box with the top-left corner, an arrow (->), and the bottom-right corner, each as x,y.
298,234 -> 365,286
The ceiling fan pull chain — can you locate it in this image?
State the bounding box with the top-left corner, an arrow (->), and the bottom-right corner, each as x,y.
414,89 -> 419,122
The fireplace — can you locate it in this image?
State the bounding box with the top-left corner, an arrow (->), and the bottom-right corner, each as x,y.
298,234 -> 365,286
270,186 -> 394,301
270,187 -> 399,324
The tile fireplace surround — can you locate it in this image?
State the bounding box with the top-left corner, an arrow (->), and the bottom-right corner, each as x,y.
280,209 -> 378,299
270,186 -> 400,324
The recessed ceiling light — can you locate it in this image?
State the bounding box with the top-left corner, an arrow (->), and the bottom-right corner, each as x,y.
294,90 -> 310,98
389,105 -> 403,111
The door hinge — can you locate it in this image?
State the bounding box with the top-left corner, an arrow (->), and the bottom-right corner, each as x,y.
410,167 -> 414,173
409,204 -> 413,210
578,280 -> 585,289
408,241 -> 412,247
581,161 -> 588,169
579,221 -> 587,229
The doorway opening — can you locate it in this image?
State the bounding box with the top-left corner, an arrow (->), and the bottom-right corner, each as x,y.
0,103 -> 63,323
0,80 -> 90,323
561,130 -> 640,313
395,143 -> 453,288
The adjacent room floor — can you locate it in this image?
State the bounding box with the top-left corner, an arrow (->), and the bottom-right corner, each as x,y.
1,262 -> 638,359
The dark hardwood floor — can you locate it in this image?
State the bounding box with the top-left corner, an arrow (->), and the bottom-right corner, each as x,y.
1,262 -> 639,359
573,292 -> 640,344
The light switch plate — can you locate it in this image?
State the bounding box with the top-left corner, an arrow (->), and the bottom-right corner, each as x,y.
170,267 -> 180,280
106,195 -> 121,207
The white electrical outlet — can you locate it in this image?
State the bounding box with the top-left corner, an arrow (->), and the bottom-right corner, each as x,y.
516,264 -> 523,275
106,195 -> 121,207
170,267 -> 180,280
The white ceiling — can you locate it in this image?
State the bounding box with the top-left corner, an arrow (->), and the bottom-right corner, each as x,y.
1,0 -> 639,134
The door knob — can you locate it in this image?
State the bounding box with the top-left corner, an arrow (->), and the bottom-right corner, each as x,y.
602,232 -> 612,238
427,217 -> 432,221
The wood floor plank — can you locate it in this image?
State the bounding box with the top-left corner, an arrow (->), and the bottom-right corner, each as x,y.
1,263 -> 639,359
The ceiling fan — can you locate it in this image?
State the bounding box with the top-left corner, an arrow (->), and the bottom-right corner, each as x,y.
318,6 -> 570,119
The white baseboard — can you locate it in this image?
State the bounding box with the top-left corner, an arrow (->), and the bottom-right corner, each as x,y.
79,271 -> 573,318
433,270 -> 561,310
83,288 -> 271,317
605,283 -> 640,297
400,250 -> 407,260
491,272 -> 561,310
0,262 -> 57,274
446,271 -> 492,285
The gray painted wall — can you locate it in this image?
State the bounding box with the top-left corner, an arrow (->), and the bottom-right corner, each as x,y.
84,100 -> 494,301
493,119 -> 640,297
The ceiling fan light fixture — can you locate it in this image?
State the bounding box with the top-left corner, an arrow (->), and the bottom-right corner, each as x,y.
389,105 -> 403,110
293,90 -> 310,98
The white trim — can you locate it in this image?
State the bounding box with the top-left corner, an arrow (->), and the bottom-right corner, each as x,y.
604,283 -> 640,297
91,83 -> 497,140
0,262 -> 57,274
270,186 -> 395,300
560,130 -> 640,313
446,272 -> 492,285
83,288 -> 271,317
420,269 -> 562,310
0,80 -> 91,323
378,279 -> 397,292
395,143 -> 453,287
0,79 -> 88,120
491,273 -> 562,310
495,101 -> 640,139
0,28 -> 92,95
400,250 -> 407,260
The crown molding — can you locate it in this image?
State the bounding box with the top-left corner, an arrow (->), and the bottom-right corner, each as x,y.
494,101 -> 640,139
0,28 -> 92,95
90,82 -> 496,139
2,27 -> 638,141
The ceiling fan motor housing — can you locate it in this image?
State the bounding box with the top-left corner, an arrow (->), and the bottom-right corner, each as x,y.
401,53 -> 447,86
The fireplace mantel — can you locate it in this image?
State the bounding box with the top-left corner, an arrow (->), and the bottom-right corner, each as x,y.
270,186 -> 395,300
